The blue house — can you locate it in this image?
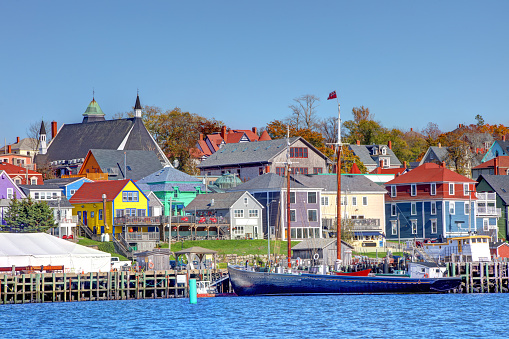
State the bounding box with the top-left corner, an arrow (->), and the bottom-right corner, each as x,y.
385,163 -> 499,240
482,138 -> 509,163
43,177 -> 93,200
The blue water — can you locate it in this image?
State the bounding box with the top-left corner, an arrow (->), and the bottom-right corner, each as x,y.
1,294 -> 508,338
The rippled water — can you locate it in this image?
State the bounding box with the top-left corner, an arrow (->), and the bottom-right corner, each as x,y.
1,294 -> 508,338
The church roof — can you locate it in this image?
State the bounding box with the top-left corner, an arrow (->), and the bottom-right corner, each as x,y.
39,121 -> 46,135
83,98 -> 105,117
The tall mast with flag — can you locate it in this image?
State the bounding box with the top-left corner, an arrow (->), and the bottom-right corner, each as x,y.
327,90 -> 342,264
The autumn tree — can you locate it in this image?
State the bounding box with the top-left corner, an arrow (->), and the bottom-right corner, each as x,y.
3,196 -> 55,233
343,106 -> 388,145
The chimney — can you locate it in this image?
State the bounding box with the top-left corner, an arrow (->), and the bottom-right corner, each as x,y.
494,157 -> 499,175
199,133 -> 203,141
438,142 -> 441,148
265,165 -> 270,173
403,161 -> 407,168
252,127 -> 258,135
16,137 -> 20,144
380,159 -> 384,168
388,140 -> 392,149
51,121 -> 57,139
356,140 -> 360,146
410,128 -> 413,132
441,161 -> 446,168
221,126 -> 227,142
503,135 -> 507,142
7,145 -> 11,154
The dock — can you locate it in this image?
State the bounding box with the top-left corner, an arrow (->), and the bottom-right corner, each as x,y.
0,269 -> 229,305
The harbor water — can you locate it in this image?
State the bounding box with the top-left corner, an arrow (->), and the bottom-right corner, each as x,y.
1,294 -> 508,338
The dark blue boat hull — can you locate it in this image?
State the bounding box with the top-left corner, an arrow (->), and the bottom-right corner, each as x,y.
228,266 -> 462,296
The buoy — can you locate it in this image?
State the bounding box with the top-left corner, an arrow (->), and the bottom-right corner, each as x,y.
189,278 -> 197,304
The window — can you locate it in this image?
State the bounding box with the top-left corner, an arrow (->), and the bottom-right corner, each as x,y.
31,178 -> 37,185
7,188 -> 13,199
116,210 -> 124,217
449,183 -> 455,195
411,184 -> 417,196
125,208 -> 136,216
244,197 -> 248,205
290,210 -> 296,222
291,167 -> 308,175
249,209 -> 259,218
464,183 -> 469,196
352,197 -> 357,206
362,196 -> 368,206
430,183 -> 436,196
411,202 -> 417,215
40,192 -> 46,200
70,189 -> 76,196
431,219 -> 438,234
383,158 -> 390,167
464,202 -> 470,215
53,192 -> 57,199
137,209 -> 146,217
308,192 -> 317,204
313,167 -> 323,174
391,220 -> 397,235
391,203 -> 397,216
391,185 -> 396,197
234,209 -> 244,218
34,192 -> 40,200
341,196 -> 347,205
14,178 -> 21,185
449,202 -> 455,215
289,192 -> 295,204
411,220 -> 418,234
290,147 -> 308,158
431,201 -> 436,215
98,209 -> 103,220
321,196 -> 329,206
308,209 -> 318,222
483,219 -> 489,231
233,226 -> 245,236
90,211 -> 95,218
381,147 -> 387,155
259,167 -> 264,175
276,167 -> 285,176
122,191 -> 139,202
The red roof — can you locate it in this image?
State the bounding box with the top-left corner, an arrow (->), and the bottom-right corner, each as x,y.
370,167 -> 407,175
259,130 -> 271,141
473,156 -> 509,169
69,179 -> 131,203
386,163 -> 474,185
0,162 -> 41,176
350,162 -> 361,174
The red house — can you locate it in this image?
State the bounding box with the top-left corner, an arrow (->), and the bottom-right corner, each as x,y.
0,162 -> 43,185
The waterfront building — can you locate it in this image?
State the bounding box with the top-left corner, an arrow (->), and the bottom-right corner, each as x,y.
476,174 -> 509,241
385,162 -> 499,241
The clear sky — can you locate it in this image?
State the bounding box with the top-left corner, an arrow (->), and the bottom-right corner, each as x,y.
1,1 -> 508,145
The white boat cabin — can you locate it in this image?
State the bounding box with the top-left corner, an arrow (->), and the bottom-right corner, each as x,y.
422,235 -> 491,262
408,262 -> 447,279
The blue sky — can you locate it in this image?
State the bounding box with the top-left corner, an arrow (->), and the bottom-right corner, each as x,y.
1,1 -> 508,145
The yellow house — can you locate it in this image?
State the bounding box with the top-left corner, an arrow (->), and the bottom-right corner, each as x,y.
69,179 -> 153,236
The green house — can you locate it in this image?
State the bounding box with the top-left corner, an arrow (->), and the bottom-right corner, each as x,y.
136,166 -> 208,215
476,174 -> 509,241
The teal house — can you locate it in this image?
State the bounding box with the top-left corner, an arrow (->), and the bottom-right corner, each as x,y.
136,166 -> 208,216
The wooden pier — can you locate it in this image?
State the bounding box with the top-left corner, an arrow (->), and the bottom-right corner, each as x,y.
0,269 -> 228,305
445,262 -> 509,293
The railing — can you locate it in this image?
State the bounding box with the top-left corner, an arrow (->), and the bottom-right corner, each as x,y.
322,218 -> 380,230
476,206 -> 501,217
164,215 -> 230,225
114,216 -> 162,225
61,173 -> 108,180
124,232 -> 159,241
476,192 -> 496,201
114,234 -> 132,259
57,217 -> 76,224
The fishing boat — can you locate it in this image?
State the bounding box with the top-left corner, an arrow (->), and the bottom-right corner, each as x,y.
228,93 -> 462,296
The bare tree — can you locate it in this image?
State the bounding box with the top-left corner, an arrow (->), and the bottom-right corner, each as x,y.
319,116 -> 338,144
26,120 -> 51,153
288,94 -> 320,130
421,122 -> 442,141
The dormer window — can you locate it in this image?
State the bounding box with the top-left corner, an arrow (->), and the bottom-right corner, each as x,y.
381,147 -> 387,155
372,147 -> 378,155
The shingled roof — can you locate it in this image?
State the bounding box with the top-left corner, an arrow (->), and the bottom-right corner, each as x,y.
386,163 -> 474,185
227,173 -> 307,191
184,191 -> 250,211
136,166 -> 207,192
477,174 -> 509,205
292,174 -> 386,193
69,179 -> 131,203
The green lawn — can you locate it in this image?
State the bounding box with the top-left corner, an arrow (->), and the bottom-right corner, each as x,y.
164,239 -> 299,257
77,238 -> 129,261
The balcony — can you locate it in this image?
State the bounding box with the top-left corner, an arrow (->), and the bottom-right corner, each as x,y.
322,218 -> 381,231
114,216 -> 162,225
61,173 -> 108,180
165,215 -> 230,225
476,192 -> 496,201
476,206 -> 501,217
124,232 -> 159,242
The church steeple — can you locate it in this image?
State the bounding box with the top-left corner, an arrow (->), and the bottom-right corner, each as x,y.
82,93 -> 106,123
134,91 -> 142,118
39,121 -> 47,155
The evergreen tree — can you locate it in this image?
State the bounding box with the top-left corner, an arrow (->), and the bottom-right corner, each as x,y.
3,196 -> 55,233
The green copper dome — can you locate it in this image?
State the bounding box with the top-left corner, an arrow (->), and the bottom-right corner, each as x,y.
83,98 -> 105,116
213,172 -> 242,189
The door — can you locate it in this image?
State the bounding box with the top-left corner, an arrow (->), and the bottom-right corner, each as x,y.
83,211 -> 88,226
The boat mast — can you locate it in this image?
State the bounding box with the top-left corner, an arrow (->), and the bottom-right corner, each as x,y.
286,127 -> 292,268
336,99 -> 342,262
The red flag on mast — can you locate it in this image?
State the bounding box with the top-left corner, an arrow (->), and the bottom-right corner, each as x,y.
327,91 -> 337,100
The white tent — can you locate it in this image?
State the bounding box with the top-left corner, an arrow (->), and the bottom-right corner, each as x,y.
0,233 -> 111,273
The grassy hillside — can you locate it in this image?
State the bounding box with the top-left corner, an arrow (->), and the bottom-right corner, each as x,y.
78,238 -> 129,261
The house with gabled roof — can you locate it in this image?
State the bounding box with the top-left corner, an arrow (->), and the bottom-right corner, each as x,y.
0,137 -> 39,159
348,141 -> 402,172
0,162 -> 43,185
471,156 -> 509,179
76,149 -> 164,181
0,170 -> 26,227
184,191 -> 264,240
43,177 -> 93,200
227,173 -> 322,240
292,174 -> 387,250
136,165 -> 208,216
194,126 -> 272,161
385,163 -> 499,241
197,137 -> 331,182
35,94 -> 171,176
482,137 -> 509,163
476,174 -> 509,241
419,144 -> 451,167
